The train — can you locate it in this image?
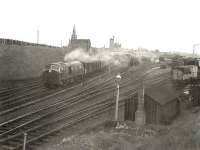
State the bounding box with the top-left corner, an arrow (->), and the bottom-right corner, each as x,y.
171,57 -> 200,84
42,60 -> 108,88
42,54 -> 140,88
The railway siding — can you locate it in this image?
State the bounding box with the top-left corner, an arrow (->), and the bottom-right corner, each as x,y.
0,64 -> 170,150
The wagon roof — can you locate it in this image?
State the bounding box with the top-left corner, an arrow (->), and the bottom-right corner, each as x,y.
145,81 -> 182,105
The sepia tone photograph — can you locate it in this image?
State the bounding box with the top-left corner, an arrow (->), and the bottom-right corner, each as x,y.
0,0 -> 200,149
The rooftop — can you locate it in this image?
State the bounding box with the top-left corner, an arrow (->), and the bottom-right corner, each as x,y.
145,81 -> 183,105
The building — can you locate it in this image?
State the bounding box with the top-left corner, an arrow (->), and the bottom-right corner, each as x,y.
70,39 -> 91,52
124,81 -> 182,125
109,36 -> 121,49
144,82 -> 181,125
71,24 -> 77,40
190,84 -> 200,106
68,25 -> 91,53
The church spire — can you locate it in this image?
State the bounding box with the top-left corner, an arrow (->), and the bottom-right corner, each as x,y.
71,24 -> 77,40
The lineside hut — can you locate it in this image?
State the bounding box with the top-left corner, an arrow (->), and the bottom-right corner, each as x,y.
124,94 -> 138,121
190,85 -> 200,106
144,82 -> 181,125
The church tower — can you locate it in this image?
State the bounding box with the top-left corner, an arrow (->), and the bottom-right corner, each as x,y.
71,24 -> 77,40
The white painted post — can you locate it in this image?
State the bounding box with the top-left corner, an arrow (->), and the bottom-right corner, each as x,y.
23,133 -> 27,150
115,74 -> 121,121
115,84 -> 120,121
37,29 -> 39,44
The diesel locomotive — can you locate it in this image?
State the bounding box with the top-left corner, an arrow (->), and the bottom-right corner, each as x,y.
42,60 -> 108,88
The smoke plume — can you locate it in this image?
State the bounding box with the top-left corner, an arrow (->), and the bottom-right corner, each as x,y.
64,48 -> 134,67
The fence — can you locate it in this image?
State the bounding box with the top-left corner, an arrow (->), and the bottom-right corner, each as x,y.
0,38 -> 60,48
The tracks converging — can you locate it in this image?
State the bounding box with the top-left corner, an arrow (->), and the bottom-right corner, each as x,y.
0,65 -> 170,150
0,79 -> 44,102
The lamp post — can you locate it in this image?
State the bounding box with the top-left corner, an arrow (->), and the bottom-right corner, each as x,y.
23,132 -> 27,150
115,74 -> 121,121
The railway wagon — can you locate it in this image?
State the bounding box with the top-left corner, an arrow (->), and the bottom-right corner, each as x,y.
83,61 -> 107,74
172,65 -> 198,84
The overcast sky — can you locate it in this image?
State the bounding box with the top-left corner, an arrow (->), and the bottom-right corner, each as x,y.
0,0 -> 200,53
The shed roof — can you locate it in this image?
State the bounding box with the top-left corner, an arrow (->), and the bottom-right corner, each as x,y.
145,81 -> 182,105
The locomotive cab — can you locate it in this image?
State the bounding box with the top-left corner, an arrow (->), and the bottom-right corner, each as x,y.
42,61 -> 85,88
42,62 -> 63,88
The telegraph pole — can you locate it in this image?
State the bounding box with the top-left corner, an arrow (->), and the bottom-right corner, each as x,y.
193,44 -> 200,56
37,29 -> 39,44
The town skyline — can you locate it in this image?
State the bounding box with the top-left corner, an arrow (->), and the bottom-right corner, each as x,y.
0,0 -> 200,53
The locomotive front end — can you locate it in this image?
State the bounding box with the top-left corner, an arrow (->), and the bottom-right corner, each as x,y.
42,63 -> 63,88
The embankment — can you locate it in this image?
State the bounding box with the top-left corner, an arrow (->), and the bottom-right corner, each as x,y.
0,44 -> 65,81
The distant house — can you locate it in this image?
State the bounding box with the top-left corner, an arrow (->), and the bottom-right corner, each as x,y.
144,82 -> 181,125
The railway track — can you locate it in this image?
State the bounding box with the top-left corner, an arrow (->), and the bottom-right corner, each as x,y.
0,65 -> 168,150
0,77 -> 165,149
0,81 -> 43,99
0,68 -> 118,113
0,75 -> 123,149
0,84 -> 45,100
0,78 -> 41,90
0,69 -> 115,115
0,64 -> 152,123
